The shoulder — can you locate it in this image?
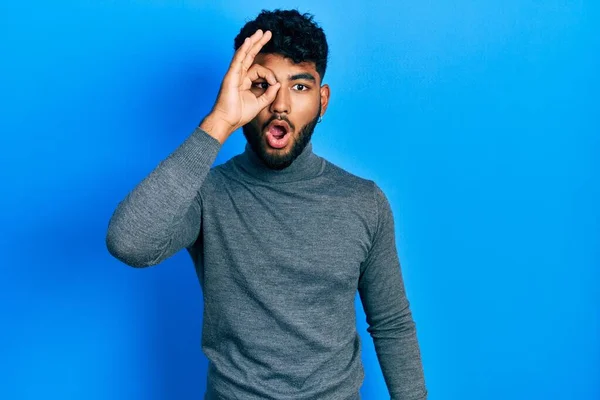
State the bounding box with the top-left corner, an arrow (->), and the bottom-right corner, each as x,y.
320,157 -> 391,226
320,158 -> 397,247
321,158 -> 391,207
321,158 -> 377,194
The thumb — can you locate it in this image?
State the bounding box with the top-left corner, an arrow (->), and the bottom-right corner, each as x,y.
256,82 -> 281,109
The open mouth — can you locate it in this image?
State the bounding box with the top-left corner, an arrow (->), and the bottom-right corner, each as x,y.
265,122 -> 291,149
269,124 -> 287,139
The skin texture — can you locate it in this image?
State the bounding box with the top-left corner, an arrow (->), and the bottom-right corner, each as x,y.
199,29 -> 330,171
242,53 -> 330,170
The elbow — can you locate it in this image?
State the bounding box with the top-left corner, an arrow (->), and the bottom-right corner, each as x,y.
105,224 -> 161,268
367,302 -> 417,337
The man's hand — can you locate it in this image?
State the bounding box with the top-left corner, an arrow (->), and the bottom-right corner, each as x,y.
201,29 -> 280,144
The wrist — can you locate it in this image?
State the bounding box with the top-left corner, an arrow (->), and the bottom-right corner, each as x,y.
199,113 -> 234,144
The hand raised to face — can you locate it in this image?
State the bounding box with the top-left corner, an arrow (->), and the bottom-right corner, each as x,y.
206,29 -> 281,141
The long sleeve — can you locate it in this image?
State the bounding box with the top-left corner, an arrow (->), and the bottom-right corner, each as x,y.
105,127 -> 221,267
357,183 -> 428,400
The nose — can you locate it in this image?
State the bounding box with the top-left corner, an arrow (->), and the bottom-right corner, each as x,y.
269,85 -> 290,115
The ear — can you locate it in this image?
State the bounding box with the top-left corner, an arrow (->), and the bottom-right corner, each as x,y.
319,84 -> 330,117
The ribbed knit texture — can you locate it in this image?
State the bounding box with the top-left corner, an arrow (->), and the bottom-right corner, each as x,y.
106,127 -> 428,400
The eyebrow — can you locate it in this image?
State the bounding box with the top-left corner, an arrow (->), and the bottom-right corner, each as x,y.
289,73 -> 316,82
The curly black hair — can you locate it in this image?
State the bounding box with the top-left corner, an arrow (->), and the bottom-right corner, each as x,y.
233,9 -> 329,81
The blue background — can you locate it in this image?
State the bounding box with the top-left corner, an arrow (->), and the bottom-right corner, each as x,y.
1,1 -> 598,399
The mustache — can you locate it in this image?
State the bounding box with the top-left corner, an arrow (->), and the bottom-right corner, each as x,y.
262,114 -> 295,132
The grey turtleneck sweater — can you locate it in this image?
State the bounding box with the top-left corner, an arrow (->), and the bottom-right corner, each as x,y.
105,127 -> 428,400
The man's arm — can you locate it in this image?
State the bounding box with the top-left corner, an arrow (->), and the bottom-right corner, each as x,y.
358,183 -> 428,400
105,127 -> 222,267
105,28 -> 280,268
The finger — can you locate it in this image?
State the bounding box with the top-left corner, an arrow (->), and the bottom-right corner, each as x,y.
256,81 -> 281,109
225,29 -> 263,85
241,64 -> 277,91
241,30 -> 272,72
246,64 -> 278,85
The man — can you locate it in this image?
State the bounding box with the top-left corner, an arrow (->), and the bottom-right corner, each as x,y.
106,8 -> 428,400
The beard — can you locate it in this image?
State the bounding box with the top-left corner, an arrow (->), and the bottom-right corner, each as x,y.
242,104 -> 321,171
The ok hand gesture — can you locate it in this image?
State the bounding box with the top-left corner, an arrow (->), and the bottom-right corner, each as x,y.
201,29 -> 280,143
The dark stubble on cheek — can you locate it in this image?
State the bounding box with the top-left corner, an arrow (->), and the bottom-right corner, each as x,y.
242,103 -> 322,171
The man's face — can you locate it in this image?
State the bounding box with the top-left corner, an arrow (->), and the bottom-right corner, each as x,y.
242,53 -> 330,170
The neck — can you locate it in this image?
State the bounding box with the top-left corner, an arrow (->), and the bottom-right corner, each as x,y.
234,141 -> 324,183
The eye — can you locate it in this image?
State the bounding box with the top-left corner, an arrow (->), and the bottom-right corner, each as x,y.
293,84 -> 309,91
252,81 -> 269,90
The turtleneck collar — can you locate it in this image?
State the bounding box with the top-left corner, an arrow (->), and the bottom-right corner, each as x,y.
233,141 -> 324,184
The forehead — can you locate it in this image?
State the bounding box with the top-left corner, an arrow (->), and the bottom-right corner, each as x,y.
253,53 -> 319,82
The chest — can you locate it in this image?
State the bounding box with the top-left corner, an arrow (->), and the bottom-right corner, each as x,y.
199,180 -> 371,290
